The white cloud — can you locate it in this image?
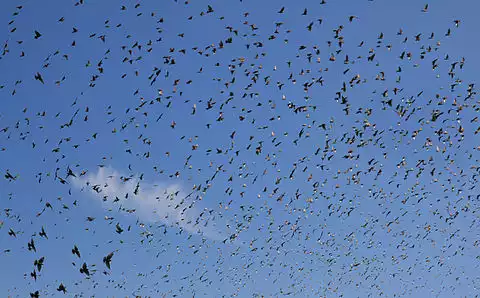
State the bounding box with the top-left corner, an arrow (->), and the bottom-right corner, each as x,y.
71,167 -> 223,240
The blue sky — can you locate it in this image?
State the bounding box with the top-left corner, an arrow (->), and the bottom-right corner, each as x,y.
1,0 -> 480,297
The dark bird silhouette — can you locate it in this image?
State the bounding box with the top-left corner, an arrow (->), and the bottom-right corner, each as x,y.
103,252 -> 114,269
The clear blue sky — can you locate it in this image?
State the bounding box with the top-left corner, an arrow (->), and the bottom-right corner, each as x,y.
1,0 -> 480,297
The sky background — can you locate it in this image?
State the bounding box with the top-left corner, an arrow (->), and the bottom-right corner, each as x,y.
1,0 -> 480,297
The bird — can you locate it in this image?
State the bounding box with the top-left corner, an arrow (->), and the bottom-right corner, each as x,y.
72,245 -> 81,258
39,226 -> 47,239
103,252 -> 114,269
79,262 -> 90,276
57,283 -> 67,293
34,257 -> 45,272
34,72 -> 44,84
27,239 -> 36,252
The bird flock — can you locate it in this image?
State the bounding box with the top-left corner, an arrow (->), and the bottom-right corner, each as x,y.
0,0 -> 479,297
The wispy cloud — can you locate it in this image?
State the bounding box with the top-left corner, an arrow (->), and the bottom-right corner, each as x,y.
71,167 -> 223,240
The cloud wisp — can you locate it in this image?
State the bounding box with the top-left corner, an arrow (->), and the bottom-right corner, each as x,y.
71,167 -> 223,240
